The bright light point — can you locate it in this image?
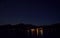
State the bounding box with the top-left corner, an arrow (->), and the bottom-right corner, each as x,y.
31,29 -> 35,32
36,28 -> 39,36
31,29 -> 35,35
40,29 -> 43,35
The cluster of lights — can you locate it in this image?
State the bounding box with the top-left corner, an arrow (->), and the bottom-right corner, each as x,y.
27,28 -> 43,36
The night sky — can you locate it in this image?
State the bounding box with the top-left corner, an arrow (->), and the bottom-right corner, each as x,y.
0,0 -> 60,25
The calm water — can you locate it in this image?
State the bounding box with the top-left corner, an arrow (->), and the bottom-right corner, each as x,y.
0,28 -> 59,38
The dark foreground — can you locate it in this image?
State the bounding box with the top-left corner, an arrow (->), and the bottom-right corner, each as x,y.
0,23 -> 60,38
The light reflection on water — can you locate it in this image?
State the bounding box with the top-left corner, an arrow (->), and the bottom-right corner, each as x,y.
27,28 -> 43,36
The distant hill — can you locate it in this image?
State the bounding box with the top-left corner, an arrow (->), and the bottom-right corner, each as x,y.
0,23 -> 60,29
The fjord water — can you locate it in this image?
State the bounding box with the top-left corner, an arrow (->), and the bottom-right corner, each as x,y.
0,27 -> 60,38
